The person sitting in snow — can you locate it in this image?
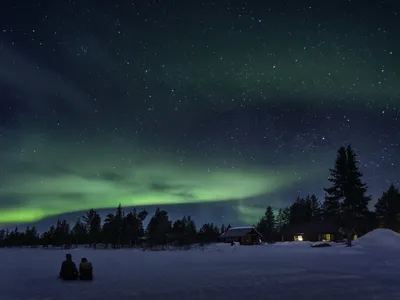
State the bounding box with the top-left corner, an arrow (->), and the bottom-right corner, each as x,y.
59,253 -> 78,280
79,257 -> 93,280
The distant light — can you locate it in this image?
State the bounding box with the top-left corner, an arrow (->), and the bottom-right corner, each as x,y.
294,235 -> 303,241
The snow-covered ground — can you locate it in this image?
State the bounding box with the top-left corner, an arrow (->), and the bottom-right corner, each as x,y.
2,229 -> 400,300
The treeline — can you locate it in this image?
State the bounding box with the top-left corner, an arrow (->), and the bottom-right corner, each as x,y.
0,207 -> 230,248
255,145 -> 400,245
0,144 -> 399,248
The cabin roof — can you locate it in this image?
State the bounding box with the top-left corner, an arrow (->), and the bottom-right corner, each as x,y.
220,226 -> 263,238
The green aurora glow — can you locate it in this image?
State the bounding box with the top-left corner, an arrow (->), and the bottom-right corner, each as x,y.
0,131 -> 329,224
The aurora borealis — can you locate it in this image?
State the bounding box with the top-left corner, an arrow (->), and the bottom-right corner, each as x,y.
0,1 -> 399,227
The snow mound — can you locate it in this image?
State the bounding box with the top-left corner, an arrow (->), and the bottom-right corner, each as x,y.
353,228 -> 400,249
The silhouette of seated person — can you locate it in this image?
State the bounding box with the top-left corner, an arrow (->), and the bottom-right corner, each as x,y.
59,253 -> 78,280
79,257 -> 93,280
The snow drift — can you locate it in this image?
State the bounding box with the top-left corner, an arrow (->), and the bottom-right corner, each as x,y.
353,228 -> 400,249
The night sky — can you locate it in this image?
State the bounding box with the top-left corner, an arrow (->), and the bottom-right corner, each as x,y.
0,0 -> 399,229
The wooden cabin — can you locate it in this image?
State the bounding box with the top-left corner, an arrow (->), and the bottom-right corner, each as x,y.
281,219 -> 342,242
220,226 -> 263,245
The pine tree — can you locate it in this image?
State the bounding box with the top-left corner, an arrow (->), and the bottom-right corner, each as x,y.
71,218 -> 87,247
323,146 -> 347,217
82,209 -> 101,248
0,229 -> 5,247
198,223 -> 220,244
256,206 -> 276,242
171,216 -> 197,245
375,184 -> 400,231
186,216 -> 197,243
123,208 -> 148,246
276,208 -> 290,232
147,208 -> 172,246
172,218 -> 186,240
42,225 -> 55,247
103,213 -> 116,248
305,194 -> 322,220
289,197 -> 313,224
53,220 -> 71,247
276,209 -> 285,232
324,145 -> 371,245
115,203 -> 124,248
24,226 -> 39,246
342,145 -> 371,234
220,224 -> 226,234
135,209 -> 148,240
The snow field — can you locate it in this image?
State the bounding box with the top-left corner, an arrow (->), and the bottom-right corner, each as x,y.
1,229 -> 400,300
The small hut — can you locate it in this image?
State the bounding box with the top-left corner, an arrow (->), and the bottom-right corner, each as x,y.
220,226 -> 263,245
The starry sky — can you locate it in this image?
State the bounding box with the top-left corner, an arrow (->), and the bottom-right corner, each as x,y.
0,0 -> 399,229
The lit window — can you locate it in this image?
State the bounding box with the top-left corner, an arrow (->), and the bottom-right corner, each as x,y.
294,235 -> 303,241
322,234 -> 331,241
